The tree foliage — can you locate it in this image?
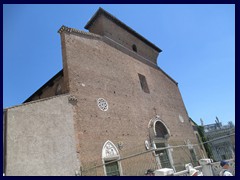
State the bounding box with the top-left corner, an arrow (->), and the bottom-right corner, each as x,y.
197,126 -> 214,161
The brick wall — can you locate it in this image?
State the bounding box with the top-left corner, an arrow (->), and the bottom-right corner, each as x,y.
60,29 -> 201,174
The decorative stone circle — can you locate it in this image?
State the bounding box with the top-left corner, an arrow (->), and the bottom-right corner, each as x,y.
97,98 -> 108,111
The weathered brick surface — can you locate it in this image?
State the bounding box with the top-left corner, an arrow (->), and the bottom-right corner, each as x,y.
5,9 -> 202,176
87,14 -> 160,64
60,28 -> 201,174
30,75 -> 65,102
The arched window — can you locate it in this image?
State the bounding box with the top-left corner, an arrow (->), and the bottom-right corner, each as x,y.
132,44 -> 137,52
102,140 -> 122,176
155,121 -> 169,138
152,119 -> 170,139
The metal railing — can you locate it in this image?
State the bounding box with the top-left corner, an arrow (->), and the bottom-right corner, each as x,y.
80,133 -> 235,176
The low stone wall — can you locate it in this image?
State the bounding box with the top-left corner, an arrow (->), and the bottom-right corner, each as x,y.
4,94 -> 80,176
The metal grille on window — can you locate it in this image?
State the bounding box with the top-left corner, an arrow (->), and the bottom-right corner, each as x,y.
155,143 -> 172,168
189,149 -> 198,167
105,161 -> 120,176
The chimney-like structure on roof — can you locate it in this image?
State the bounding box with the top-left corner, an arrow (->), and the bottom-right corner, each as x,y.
85,8 -> 162,66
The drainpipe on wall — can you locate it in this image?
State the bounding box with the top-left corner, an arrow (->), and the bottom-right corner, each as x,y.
3,109 -> 7,176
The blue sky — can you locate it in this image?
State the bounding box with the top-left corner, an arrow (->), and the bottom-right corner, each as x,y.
3,4 -> 235,126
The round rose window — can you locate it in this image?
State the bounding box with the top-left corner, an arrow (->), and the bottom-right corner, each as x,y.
97,98 -> 108,111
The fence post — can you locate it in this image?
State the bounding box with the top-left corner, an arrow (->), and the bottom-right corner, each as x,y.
199,159 -> 213,176
75,170 -> 80,176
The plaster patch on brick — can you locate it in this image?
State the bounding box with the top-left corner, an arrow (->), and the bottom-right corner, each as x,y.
179,115 -> 184,123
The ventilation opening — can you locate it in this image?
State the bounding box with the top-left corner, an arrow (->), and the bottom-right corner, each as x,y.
132,44 -> 137,52
138,73 -> 150,93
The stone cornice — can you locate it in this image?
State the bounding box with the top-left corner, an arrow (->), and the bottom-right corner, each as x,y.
58,25 -> 101,39
4,93 -> 70,110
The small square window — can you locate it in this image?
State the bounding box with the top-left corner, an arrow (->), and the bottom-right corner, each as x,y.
138,73 -> 150,93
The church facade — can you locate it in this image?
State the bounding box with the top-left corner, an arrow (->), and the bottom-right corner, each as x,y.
3,8 -> 204,176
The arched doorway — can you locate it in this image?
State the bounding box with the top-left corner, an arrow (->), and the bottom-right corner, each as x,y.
148,116 -> 173,170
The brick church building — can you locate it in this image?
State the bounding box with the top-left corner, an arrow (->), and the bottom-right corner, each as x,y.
3,8 -> 204,176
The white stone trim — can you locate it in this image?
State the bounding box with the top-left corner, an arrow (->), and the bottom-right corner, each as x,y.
97,98 -> 108,111
102,140 -> 123,176
150,116 -> 171,138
